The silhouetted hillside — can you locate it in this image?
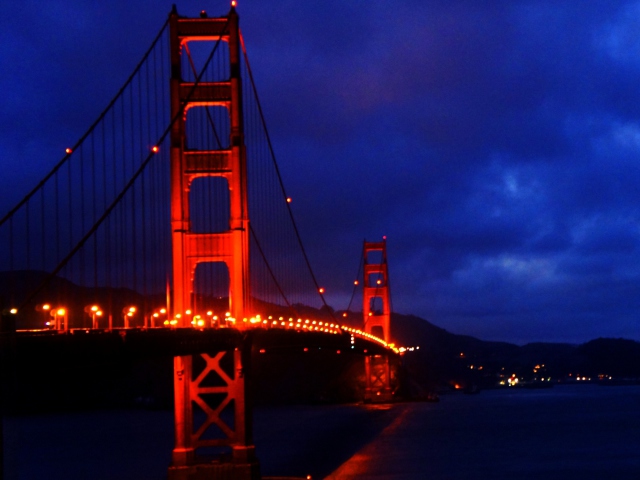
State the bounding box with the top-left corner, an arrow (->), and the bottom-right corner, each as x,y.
387,312 -> 640,390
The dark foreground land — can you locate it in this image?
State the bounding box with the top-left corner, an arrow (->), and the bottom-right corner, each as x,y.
3,384 -> 640,479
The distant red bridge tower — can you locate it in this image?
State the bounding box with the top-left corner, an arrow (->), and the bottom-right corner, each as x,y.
362,238 -> 394,402
168,6 -> 258,480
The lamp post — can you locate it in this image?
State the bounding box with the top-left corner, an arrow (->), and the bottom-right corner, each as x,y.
51,307 -> 67,331
84,305 -> 103,329
123,306 -> 136,328
151,308 -> 167,328
35,303 -> 51,328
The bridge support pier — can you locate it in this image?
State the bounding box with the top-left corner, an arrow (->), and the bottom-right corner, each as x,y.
168,343 -> 260,480
364,354 -> 394,403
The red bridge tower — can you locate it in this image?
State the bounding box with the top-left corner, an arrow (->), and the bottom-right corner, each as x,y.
363,238 -> 393,402
168,6 -> 258,479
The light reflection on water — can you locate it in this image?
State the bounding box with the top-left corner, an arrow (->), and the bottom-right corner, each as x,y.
3,385 -> 639,479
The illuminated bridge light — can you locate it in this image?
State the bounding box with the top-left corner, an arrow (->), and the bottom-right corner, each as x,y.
318,287 -> 325,294
65,148 -> 72,154
151,145 -> 159,153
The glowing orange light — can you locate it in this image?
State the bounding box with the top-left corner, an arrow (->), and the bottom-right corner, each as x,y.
42,304 -> 51,311
286,197 -> 292,203
318,287 -> 325,294
342,312 -> 347,317
259,349 -> 266,354
65,148 -> 72,154
9,308 -> 17,314
231,0 -> 237,7
354,280 -> 359,285
376,279 -> 382,285
151,145 -> 159,153
56,308 -> 66,316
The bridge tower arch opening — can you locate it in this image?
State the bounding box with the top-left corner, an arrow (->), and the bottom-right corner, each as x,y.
168,7 -> 258,480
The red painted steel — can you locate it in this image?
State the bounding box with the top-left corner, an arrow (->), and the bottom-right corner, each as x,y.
168,6 -> 258,479
363,239 -> 393,402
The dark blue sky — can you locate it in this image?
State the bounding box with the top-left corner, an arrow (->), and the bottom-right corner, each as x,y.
2,0 -> 640,344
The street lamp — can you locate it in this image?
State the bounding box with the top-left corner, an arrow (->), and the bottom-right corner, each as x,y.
84,305 -> 103,329
35,303 -> 52,328
50,307 -> 67,331
151,307 -> 167,328
123,306 -> 136,328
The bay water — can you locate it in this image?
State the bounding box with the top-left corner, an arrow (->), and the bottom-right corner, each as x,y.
2,384 -> 638,479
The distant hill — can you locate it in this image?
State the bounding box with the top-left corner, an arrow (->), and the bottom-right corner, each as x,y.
386,312 -> 640,390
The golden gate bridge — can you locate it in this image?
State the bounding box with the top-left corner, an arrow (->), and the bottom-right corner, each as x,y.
0,5 -> 398,479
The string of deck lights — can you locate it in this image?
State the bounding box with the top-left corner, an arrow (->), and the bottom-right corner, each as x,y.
5,305 -> 401,353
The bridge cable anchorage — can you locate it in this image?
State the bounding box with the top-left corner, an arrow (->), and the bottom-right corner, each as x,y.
17,17 -> 231,311
0,18 -> 170,228
240,31 -> 335,321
